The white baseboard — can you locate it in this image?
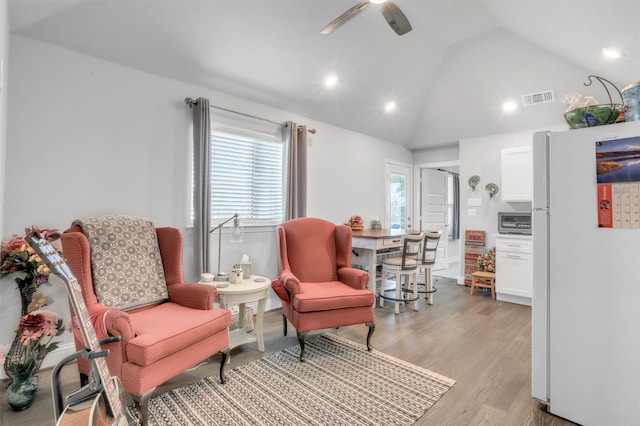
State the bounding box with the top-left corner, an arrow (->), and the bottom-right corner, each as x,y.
496,293 -> 532,306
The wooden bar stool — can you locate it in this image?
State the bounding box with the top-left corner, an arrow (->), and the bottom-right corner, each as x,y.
380,233 -> 423,315
470,271 -> 496,299
418,232 -> 440,305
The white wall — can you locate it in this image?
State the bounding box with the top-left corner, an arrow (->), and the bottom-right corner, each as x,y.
0,0 -> 7,245
308,125 -> 413,225
412,143 -> 459,165
1,35 -> 412,374
457,125 -> 564,283
0,0 -> 9,373
410,28 -> 600,148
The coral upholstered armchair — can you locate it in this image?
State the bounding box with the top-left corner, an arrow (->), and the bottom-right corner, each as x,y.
272,217 -> 375,361
61,216 -> 231,424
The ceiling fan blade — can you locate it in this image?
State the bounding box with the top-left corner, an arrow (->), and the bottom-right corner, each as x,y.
381,2 -> 412,35
320,1 -> 370,35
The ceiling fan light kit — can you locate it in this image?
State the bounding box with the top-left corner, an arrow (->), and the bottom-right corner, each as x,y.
321,0 -> 412,36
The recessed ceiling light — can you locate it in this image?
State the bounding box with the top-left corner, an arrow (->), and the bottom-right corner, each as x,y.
385,101 -> 397,112
602,48 -> 623,59
324,74 -> 338,88
370,0 -> 387,4
502,100 -> 518,114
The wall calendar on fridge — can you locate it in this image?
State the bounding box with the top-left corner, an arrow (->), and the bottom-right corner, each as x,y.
596,136 -> 640,228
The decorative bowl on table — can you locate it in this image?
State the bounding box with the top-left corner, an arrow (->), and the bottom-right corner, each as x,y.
564,104 -> 622,129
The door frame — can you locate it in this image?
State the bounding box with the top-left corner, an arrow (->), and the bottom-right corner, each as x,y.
413,160 -> 459,229
420,168 -> 449,271
413,160 -> 460,271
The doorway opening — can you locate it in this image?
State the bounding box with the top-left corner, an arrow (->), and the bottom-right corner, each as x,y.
414,161 -> 460,280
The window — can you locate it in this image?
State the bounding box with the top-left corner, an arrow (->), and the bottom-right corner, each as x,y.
210,129 -> 283,223
386,161 -> 412,231
192,110 -> 284,226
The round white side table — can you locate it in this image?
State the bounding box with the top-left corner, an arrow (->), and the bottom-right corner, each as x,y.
201,276 -> 270,352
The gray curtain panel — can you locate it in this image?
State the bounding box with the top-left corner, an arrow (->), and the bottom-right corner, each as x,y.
284,121 -> 307,220
452,173 -> 460,240
192,97 -> 212,274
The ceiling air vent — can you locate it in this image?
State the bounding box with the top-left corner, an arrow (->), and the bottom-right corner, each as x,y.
521,90 -> 555,107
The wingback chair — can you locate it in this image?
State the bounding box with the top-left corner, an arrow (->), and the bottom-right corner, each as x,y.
61,217 -> 231,424
272,217 -> 375,361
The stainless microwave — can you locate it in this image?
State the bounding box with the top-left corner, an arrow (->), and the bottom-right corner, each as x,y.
498,211 -> 532,235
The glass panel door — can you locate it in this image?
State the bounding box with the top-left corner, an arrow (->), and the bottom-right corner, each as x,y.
385,162 -> 412,231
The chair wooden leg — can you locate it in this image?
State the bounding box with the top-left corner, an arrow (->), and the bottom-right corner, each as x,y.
132,387 -> 155,425
426,268 -> 434,305
282,314 -> 288,336
366,322 -> 375,352
219,347 -> 230,384
412,272 -> 419,312
297,331 -> 309,362
394,272 -> 401,315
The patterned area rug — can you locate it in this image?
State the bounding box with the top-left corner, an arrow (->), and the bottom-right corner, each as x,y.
146,334 -> 455,425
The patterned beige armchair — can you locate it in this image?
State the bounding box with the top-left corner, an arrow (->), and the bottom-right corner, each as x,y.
61,216 -> 231,423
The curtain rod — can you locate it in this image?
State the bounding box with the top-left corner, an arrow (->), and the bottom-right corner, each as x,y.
184,97 -> 316,134
436,168 -> 459,176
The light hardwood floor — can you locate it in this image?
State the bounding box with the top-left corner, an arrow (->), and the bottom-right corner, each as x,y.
1,278 -> 575,425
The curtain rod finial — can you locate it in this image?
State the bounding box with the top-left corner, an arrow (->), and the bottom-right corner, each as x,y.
185,97 -> 196,107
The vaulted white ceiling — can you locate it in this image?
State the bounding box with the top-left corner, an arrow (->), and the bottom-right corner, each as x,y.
8,0 -> 640,149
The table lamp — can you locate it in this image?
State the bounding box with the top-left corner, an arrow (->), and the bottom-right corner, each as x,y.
210,213 -> 243,281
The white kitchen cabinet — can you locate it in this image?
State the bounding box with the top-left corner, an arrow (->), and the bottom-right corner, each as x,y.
495,235 -> 532,306
501,146 -> 533,202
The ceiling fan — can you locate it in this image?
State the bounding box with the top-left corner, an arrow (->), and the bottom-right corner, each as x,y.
321,0 -> 412,36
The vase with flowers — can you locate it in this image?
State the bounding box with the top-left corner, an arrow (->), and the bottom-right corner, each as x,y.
2,310 -> 65,410
1,226 -> 62,388
478,247 -> 496,273
1,227 -> 61,315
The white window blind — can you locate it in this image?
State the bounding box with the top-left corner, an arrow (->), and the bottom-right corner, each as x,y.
210,130 -> 283,224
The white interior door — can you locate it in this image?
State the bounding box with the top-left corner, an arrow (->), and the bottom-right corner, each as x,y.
420,169 -> 448,270
385,161 -> 412,231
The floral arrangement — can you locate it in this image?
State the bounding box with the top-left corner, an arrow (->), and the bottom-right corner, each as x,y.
4,310 -> 65,379
348,215 -> 364,230
478,247 -> 496,273
1,226 -> 63,383
1,226 -> 61,315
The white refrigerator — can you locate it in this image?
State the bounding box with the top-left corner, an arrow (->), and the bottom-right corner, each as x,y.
532,121 -> 640,425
